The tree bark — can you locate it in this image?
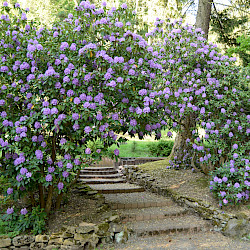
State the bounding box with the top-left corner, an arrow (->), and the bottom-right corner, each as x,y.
195,0 -> 213,39
45,185 -> 53,214
169,113 -> 196,167
38,164 -> 45,209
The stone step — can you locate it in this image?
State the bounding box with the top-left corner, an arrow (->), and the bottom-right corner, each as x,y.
79,174 -> 123,179
80,169 -> 118,175
110,201 -> 173,210
88,183 -> 145,194
78,178 -> 126,184
118,206 -> 188,222
126,215 -> 211,236
103,192 -> 174,209
83,166 -> 116,171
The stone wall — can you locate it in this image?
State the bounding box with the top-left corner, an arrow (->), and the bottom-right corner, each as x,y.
0,215 -> 128,249
123,165 -> 250,239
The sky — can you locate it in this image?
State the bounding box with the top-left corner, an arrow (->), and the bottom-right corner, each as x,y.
185,0 -> 232,25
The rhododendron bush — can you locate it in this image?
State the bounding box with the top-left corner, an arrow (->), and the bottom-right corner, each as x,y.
0,0 -> 249,234
148,19 -> 250,206
0,1 -> 165,227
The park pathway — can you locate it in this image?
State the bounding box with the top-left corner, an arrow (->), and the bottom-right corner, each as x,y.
79,165 -> 250,249
78,166 -> 216,245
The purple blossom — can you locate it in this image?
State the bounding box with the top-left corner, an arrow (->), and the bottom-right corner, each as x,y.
34,122 -> 41,129
32,136 -> 38,142
6,207 -> 14,215
20,168 -> 28,175
221,108 -> 226,114
84,126 -> 92,134
20,208 -> 28,215
58,182 -> 64,190
45,174 -> 52,182
85,148 -> 91,154
222,177 -> 228,182
114,149 -> 119,156
60,42 -> 69,51
74,159 -> 81,165
234,182 -> 240,188
35,150 -> 43,160
64,154 -> 71,160
67,89 -> 74,97
60,138 -> 67,145
26,172 -> 32,178
43,108 -> 51,115
62,171 -> 69,178
130,119 -> 137,127
96,113 -> 103,121
66,163 -> 73,169
233,153 -> 238,159
74,97 -> 81,104
223,199 -> 228,204
7,188 -> 13,195
115,22 -> 123,28
72,113 -> 79,120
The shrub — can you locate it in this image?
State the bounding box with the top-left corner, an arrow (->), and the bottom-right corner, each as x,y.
210,162 -> 249,206
0,1 -> 167,233
148,140 -> 174,157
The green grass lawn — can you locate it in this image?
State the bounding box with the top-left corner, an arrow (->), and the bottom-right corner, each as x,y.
109,141 -> 156,157
109,140 -> 174,158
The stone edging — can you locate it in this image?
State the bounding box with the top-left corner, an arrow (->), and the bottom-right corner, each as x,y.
123,165 -> 250,239
0,215 -> 128,249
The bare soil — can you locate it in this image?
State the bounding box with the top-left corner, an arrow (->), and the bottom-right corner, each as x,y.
45,186 -> 112,234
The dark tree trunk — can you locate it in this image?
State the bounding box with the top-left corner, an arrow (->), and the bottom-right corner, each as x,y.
195,0 -> 213,39
170,114 -> 196,167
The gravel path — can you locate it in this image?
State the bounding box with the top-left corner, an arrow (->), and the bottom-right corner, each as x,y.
103,232 -> 250,249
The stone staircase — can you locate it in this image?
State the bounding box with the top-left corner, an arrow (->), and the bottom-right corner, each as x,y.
78,166 -> 126,184
78,165 -> 212,244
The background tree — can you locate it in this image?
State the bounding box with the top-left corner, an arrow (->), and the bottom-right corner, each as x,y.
210,0 -> 250,66
195,0 -> 213,39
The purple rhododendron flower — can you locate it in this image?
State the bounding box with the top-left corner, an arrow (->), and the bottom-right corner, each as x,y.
34,122 -> 41,129
64,154 -> 71,160
58,182 -> 64,190
234,183 -> 240,188
130,119 -> 137,127
114,149 -> 119,156
7,188 -> 13,195
20,208 -> 28,215
20,167 -> 28,175
45,174 -> 52,182
66,163 -> 73,169
7,207 -> 14,215
35,150 -> 43,160
62,171 -> 69,178
60,138 -> 67,145
85,148 -> 91,154
26,172 -> 32,178
48,167 -> 55,173
72,113 -> 79,120
43,108 -> 51,115
84,126 -> 92,134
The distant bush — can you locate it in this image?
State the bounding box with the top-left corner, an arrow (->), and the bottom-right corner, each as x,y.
148,140 -> 174,157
